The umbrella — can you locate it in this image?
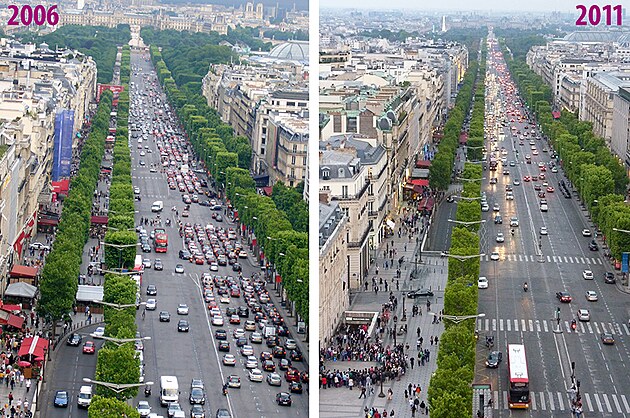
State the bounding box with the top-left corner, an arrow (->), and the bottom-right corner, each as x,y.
17,361 -> 30,368
34,357 -> 44,362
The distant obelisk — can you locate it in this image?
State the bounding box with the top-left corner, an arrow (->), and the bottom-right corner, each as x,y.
441,15 -> 446,32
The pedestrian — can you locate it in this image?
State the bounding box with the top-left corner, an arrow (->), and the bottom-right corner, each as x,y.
416,327 -> 421,338
419,401 -> 426,414
404,389 -> 408,399
7,392 -> 12,405
359,386 -> 366,399
24,380 -> 30,393
430,336 -> 434,346
435,336 -> 439,345
410,357 -> 415,369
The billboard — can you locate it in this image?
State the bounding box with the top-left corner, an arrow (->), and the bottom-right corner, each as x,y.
97,84 -> 124,101
52,110 -> 75,181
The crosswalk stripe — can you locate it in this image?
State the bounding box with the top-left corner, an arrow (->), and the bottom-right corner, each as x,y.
552,255 -> 557,262
492,318 -> 497,332
594,323 -> 601,334
539,391 -> 545,410
529,319 -> 534,332
569,256 -> 574,263
507,319 -> 511,331
485,319 -> 489,330
603,394 -> 612,412
608,322 -> 615,334
543,321 -> 548,332
499,318 -> 504,331
547,255 -> 551,262
614,323 -> 622,335
521,319 -> 526,331
493,391 -> 499,410
623,324 -> 630,335
585,393 -> 594,412
531,391 -> 537,410
580,257 -> 585,264
621,394 -> 630,412
557,392 -> 565,410
595,394 -> 603,412
564,256 -> 568,262
536,321 -> 541,332
502,391 -> 508,410
587,323 -> 593,333
518,254 -> 522,261
579,322 -> 585,333
612,394 -> 622,413
514,319 -> 519,332
564,321 -> 570,332
597,258 -> 602,264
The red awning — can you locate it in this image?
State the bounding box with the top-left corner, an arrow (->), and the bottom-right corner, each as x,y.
415,160 -> 431,168
262,187 -> 273,196
5,315 -> 24,329
38,218 -> 59,226
52,179 -> 70,195
1,304 -> 22,312
421,197 -> 435,211
18,336 -> 49,358
9,265 -> 38,279
409,179 -> 429,187
552,111 -> 561,119
90,216 -> 108,225
413,185 -> 423,193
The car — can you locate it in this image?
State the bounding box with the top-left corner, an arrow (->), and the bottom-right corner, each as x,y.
177,304 -> 189,315
262,359 -> 276,372
478,277 -> 488,289
137,401 -> 151,417
223,354 -> 237,366
215,329 -> 227,340
481,203 -> 490,212
190,404 -> 205,418
267,372 -> 282,386
244,320 -> 256,331
216,408 -> 232,418
93,326 -> 105,337
489,177 -> 497,184
604,272 -> 616,284
175,264 -> 185,273
54,390 -> 69,407
540,226 -> 548,235
289,381 -> 303,394
523,176 -> 531,182
230,315 -> 241,325
146,284 -> 158,296
146,299 -> 157,310
209,262 -> 219,271
67,333 -> 82,346
167,402 -> 183,418
290,349 -> 304,362
273,346 -> 287,358
556,292 -> 572,303
585,291 -> 598,302
249,368 -> 264,382
589,240 -> 599,251
159,311 -> 171,322
582,270 -> 593,280
510,217 -> 519,227
232,263 -> 242,272
154,259 -> 163,270
177,320 -> 189,332
546,186 -> 555,193
496,232 -> 504,243
494,215 -> 503,224
577,309 -> 590,322
485,351 -> 502,368
139,160 -> 145,166
250,332 -> 263,344
179,249 -> 191,260
143,258 -> 152,268
513,179 -> 521,186
276,392 -> 292,406
285,339 -> 297,350
406,289 -> 434,298
241,345 -> 254,356
82,341 -> 96,354
189,387 -> 205,404
29,242 -> 50,251
227,375 -> 241,388
212,315 -> 224,326
582,229 -> 592,237
220,296 -> 230,304
601,332 -> 615,345
490,252 -> 500,261
492,203 -> 500,212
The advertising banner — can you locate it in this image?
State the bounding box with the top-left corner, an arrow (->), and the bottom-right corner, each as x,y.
52,110 -> 75,181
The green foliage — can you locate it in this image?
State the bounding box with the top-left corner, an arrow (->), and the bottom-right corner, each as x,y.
88,395 -> 140,418
94,345 -> 141,400
271,182 -> 308,233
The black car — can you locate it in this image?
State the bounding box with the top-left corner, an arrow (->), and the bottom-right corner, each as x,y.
215,329 -> 228,340
199,200 -> 211,207
494,215 -> 502,224
588,240 -> 599,251
159,311 -> 171,322
67,333 -> 82,346
218,341 -> 230,352
141,243 -> 151,253
290,349 -> 303,362
178,320 -> 190,332
238,306 -> 250,318
276,392 -> 292,406
189,387 -> 205,405
179,249 -> 192,260
485,351 -> 502,368
146,284 -> 157,296
235,336 -> 247,347
273,346 -> 286,358
225,307 -> 237,316
232,263 -> 242,272
604,272 -> 616,284
266,335 -> 279,347
407,289 -> 434,299
289,381 -> 303,394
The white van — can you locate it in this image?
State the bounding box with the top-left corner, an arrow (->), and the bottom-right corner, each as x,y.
151,201 -> 163,212
77,385 -> 92,408
160,376 -> 179,406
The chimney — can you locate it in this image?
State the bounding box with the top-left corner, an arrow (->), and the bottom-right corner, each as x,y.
319,190 -> 331,204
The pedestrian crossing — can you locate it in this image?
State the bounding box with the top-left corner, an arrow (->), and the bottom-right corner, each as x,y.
490,390 -> 630,413
482,254 -> 603,264
476,318 -> 630,335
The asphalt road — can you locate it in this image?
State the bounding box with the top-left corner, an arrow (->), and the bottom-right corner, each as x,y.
473,39 -> 630,417
126,49 -> 308,418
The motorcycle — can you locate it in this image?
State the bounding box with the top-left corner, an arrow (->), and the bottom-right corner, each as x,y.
523,283 -> 528,292
144,385 -> 151,397
571,320 -> 577,331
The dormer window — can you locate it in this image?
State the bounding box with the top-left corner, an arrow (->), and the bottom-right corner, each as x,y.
338,168 -> 345,177
322,167 -> 330,180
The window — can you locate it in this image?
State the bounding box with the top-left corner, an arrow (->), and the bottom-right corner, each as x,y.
287,102 -> 295,107
338,168 -> 345,177
322,168 -> 330,180
303,156 -> 307,166
342,185 -> 348,198
293,145 -> 298,153
291,156 -> 296,165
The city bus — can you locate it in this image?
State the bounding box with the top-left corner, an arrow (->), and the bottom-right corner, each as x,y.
154,228 -> 168,253
507,344 -> 530,408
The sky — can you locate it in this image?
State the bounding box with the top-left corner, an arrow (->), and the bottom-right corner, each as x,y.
318,0 -> 612,12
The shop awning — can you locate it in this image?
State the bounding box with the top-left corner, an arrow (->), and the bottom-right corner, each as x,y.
420,197 -> 435,211
5,282 -> 37,299
9,265 -> 38,279
0,304 -> 22,312
415,160 -> 431,168
5,315 -> 24,329
409,179 -> 429,187
18,336 -> 49,358
90,216 -> 108,225
52,179 -> 70,195
262,187 -> 273,196
38,218 -> 59,226
552,111 -> 561,119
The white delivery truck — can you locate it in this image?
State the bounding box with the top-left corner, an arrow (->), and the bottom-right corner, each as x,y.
77,385 -> 93,408
160,375 -> 179,406
151,200 -> 164,212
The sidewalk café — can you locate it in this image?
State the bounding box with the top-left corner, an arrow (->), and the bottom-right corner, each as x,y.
17,336 -> 49,379
9,265 -> 39,287
4,282 -> 37,310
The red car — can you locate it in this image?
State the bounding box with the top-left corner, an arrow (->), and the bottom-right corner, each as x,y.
82,341 -> 96,354
546,187 -> 555,193
285,368 -> 300,382
556,292 -> 572,303
523,176 -> 531,182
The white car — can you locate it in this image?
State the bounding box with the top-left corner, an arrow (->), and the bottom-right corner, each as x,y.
142,258 -> 151,268
146,299 -> 157,310
177,304 -> 189,315
496,233 -> 504,243
585,291 -> 598,302
137,401 -> 151,417
29,242 -> 50,251
134,187 -> 141,195
212,315 -> 224,326
481,203 -> 490,212
240,345 -> 254,356
248,368 -> 263,382
175,264 -> 185,274
513,179 -> 521,186
209,262 -> 219,271
540,226 -> 548,235
577,309 -> 590,322
285,339 -> 297,350
219,296 -> 230,304
490,252 -> 500,261
582,270 -> 594,280
93,326 -> 105,337
223,354 -> 236,366
510,217 -> 519,227
245,356 -> 258,369
582,229 -> 592,237
478,277 -> 489,289
238,251 -> 248,259
233,328 -> 245,339
493,203 -> 500,212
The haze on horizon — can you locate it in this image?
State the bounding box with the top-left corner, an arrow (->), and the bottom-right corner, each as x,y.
320,0 -> 610,13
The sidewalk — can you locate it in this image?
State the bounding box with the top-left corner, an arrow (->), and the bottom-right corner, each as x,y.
320,205 -> 449,417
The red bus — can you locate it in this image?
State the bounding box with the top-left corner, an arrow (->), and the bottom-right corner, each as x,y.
154,228 -> 168,253
507,344 -> 530,408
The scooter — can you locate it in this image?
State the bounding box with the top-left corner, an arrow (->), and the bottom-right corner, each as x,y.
571,320 -> 577,331
144,385 -> 151,397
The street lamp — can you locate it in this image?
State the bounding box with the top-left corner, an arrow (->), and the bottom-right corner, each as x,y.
444,253 -> 486,277
93,300 -> 141,311
107,210 -> 139,215
453,196 -> 482,201
430,312 -> 485,324
457,177 -> 485,182
100,241 -> 141,270
91,334 -> 151,347
447,219 -> 487,227
106,226 -> 136,232
82,377 -> 152,394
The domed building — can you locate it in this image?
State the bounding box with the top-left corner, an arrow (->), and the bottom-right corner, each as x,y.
250,40 -> 309,65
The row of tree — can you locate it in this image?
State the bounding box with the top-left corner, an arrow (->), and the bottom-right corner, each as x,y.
427,45 -> 488,416
147,43 -> 309,322
89,45 -> 141,418
501,43 -> 630,262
